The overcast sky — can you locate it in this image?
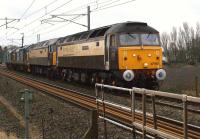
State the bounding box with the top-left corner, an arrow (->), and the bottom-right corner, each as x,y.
0,0 -> 200,46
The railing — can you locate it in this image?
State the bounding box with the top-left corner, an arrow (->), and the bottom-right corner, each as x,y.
95,83 -> 200,139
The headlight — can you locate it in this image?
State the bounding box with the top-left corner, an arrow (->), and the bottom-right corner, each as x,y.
123,70 -> 134,81
156,69 -> 166,80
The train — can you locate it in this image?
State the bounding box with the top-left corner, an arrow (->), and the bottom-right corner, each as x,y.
5,21 -> 166,89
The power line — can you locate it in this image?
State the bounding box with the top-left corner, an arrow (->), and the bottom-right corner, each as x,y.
20,0 -> 37,19
9,1 -> 96,38
5,0 -> 60,36
41,5 -> 91,30
24,15 -> 83,44
8,0 -> 72,37
0,18 -> 20,29
6,0 -> 136,45
30,15 -> 82,37
23,0 -> 59,19
92,0 -> 135,12
93,0 -> 120,10
5,0 -> 36,34
26,0 -> 129,39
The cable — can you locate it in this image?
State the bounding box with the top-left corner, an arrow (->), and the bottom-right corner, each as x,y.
92,0 -> 135,12
5,0 -> 60,36
93,0 -> 120,10
20,0 -> 37,19
9,0 -> 98,38
6,0 -> 135,45
8,0 -> 72,37
16,1 -> 97,39
23,0 -> 59,19
40,15 -> 83,35
61,1 -> 97,15
24,15 -> 83,45
25,15 -> 82,40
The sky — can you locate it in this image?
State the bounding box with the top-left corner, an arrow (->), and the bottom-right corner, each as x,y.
0,0 -> 200,46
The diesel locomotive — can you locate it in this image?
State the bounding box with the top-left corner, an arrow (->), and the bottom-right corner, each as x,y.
6,21 -> 166,89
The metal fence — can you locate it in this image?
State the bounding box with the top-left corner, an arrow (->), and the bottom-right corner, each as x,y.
95,83 -> 200,139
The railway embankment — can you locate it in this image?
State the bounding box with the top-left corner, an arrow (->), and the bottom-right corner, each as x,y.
0,71 -> 135,138
0,75 -> 90,139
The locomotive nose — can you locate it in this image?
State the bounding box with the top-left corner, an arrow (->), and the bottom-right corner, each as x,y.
156,69 -> 166,80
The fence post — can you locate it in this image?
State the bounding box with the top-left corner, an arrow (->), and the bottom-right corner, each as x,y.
131,89 -> 136,138
95,85 -> 99,114
82,109 -> 98,139
101,85 -> 107,139
195,76 -> 198,97
20,89 -> 33,139
151,92 -> 157,138
91,109 -> 98,139
142,89 -> 146,139
182,95 -> 188,139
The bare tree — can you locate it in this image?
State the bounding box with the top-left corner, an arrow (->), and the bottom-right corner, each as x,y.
161,32 -> 170,62
161,22 -> 200,64
169,27 -> 178,62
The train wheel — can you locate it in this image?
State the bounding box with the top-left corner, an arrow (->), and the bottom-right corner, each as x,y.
66,71 -> 72,82
89,74 -> 96,86
80,73 -> 87,83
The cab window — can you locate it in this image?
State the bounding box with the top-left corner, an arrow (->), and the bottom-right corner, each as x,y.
119,34 -> 140,45
141,34 -> 160,45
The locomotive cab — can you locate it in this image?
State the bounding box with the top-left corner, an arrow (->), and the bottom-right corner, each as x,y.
118,33 -> 162,70
105,22 -> 166,88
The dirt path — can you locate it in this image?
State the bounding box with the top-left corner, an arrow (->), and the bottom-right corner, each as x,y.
0,96 -> 24,127
0,95 -> 41,139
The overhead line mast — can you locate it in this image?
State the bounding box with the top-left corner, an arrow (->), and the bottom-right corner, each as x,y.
87,6 -> 90,31
0,18 -> 20,29
41,6 -> 91,31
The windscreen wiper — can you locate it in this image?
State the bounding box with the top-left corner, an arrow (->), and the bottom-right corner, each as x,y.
147,31 -> 152,39
128,33 -> 136,39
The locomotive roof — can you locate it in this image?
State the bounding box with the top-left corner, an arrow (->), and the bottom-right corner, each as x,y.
24,21 -> 159,48
56,21 -> 159,45
31,38 -> 58,50
56,25 -> 111,45
7,48 -> 17,53
106,21 -> 159,34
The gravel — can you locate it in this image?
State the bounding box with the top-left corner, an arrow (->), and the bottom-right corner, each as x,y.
0,75 -> 90,139
1,67 -> 200,138
0,72 -> 136,139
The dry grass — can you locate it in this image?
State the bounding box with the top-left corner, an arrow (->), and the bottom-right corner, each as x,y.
160,64 -> 200,97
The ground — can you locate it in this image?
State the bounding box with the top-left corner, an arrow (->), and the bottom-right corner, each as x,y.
0,64 -> 200,139
0,75 -> 90,139
160,64 -> 200,96
0,72 -> 136,139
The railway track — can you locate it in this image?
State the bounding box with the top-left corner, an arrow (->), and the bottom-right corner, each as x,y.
0,69 -> 200,139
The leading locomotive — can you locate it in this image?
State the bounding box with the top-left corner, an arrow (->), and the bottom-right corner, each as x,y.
6,21 -> 166,89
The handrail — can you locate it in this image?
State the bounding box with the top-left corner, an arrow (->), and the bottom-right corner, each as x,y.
95,83 -> 200,139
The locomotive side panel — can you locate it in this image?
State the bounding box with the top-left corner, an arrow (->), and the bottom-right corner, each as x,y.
57,39 -> 105,70
15,48 -> 25,65
28,47 -> 49,66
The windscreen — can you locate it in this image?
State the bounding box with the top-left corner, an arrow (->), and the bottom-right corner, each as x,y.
119,33 -> 160,46
119,34 -> 140,45
141,34 -> 160,45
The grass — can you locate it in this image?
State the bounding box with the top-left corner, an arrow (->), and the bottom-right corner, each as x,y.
160,64 -> 200,97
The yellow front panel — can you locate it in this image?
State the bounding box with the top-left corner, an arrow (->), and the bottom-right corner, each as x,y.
53,52 -> 57,65
118,46 -> 162,70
